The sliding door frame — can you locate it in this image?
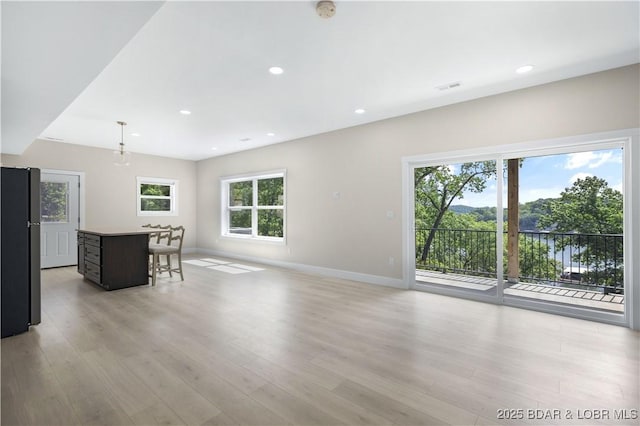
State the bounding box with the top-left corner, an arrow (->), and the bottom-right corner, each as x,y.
406,152 -> 504,305
402,128 -> 638,329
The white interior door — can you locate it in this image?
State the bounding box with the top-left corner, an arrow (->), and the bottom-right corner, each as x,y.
41,172 -> 80,268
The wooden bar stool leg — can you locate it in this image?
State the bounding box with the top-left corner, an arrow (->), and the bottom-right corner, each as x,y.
152,253 -> 158,286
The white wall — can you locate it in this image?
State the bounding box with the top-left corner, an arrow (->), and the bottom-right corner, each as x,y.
632,136 -> 640,330
3,65 -> 637,286
1,139 -> 197,249
196,64 -> 640,282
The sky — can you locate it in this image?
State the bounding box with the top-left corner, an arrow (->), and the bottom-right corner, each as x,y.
452,148 -> 624,208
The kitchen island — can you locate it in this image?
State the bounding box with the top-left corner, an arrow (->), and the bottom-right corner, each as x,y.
77,229 -> 150,290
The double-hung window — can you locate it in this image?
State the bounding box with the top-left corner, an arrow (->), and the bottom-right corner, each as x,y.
221,171 -> 285,240
137,176 -> 178,216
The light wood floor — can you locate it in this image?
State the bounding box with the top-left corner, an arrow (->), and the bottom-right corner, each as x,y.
2,256 -> 639,425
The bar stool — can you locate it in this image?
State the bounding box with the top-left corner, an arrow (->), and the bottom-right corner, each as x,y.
148,226 -> 185,285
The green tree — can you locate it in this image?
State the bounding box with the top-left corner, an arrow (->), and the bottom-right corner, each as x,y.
257,177 -> 284,237
415,161 -> 497,261
417,210 -> 560,279
140,183 -> 171,211
229,181 -> 252,206
515,233 -> 561,282
41,182 -> 68,222
538,176 -> 622,234
471,206 -> 502,223
538,176 -> 623,287
518,198 -> 553,230
416,211 -> 498,275
228,177 -> 284,237
228,181 -> 252,232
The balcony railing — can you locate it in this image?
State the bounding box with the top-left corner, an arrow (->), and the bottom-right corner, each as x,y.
415,228 -> 623,293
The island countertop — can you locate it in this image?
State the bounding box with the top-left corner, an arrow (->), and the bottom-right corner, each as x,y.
76,228 -> 154,237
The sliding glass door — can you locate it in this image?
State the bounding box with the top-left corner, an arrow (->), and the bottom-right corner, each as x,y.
407,135 -> 630,325
502,147 -> 625,316
414,159 -> 500,300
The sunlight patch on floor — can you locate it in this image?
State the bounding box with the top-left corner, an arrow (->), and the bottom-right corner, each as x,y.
184,258 -> 265,274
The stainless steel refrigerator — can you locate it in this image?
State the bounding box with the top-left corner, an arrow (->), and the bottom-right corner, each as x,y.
1,167 -> 41,338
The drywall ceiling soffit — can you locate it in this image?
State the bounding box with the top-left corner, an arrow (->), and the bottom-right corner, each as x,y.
1,1 -> 164,155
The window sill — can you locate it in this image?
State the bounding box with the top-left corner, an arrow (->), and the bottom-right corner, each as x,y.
137,211 -> 178,217
220,234 -> 286,245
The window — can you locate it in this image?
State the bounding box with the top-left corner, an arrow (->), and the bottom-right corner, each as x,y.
137,177 -> 178,216
221,171 -> 285,240
41,181 -> 69,223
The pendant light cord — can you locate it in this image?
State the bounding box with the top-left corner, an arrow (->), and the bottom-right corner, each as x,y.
117,121 -> 127,155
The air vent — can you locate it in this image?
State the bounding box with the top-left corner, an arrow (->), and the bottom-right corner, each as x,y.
436,81 -> 462,91
239,138 -> 251,142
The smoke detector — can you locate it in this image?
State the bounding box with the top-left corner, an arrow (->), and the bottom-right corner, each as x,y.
316,1 -> 336,19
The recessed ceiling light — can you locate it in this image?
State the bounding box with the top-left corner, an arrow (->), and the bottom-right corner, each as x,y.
267,132 -> 275,137
130,133 -> 140,137
179,110 -> 191,115
516,64 -> 534,74
269,66 -> 284,75
211,147 -> 218,151
354,108 -> 366,114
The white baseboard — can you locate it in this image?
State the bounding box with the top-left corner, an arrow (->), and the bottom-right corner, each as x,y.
195,248 -> 407,290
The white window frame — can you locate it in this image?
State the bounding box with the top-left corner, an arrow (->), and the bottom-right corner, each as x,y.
137,176 -> 179,216
220,170 -> 286,242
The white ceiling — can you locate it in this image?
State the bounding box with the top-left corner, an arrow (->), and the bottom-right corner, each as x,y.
3,1 -> 639,161
1,1 -> 164,156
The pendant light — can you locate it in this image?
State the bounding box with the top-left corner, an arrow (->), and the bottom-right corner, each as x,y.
113,121 -> 131,166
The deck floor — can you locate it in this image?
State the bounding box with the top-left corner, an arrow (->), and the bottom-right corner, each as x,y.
416,269 -> 624,313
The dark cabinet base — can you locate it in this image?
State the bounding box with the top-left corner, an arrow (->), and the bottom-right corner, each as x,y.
78,231 -> 149,290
